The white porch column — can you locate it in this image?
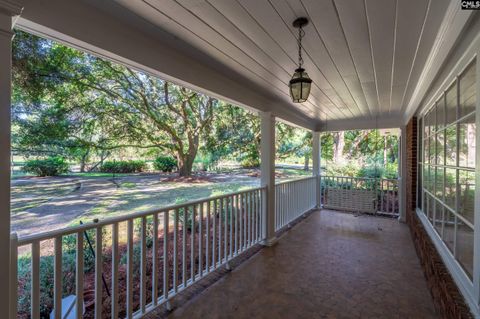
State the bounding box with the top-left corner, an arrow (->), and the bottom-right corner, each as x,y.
0,2 -> 22,318
260,111 -> 276,246
312,131 -> 321,208
399,125 -> 407,222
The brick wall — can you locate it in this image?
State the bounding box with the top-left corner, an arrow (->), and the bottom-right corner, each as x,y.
406,118 -> 417,217
405,117 -> 473,318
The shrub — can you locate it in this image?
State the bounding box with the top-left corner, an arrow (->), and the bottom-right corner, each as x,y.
358,165 -> 384,179
153,156 -> 177,172
100,160 -> 146,173
240,157 -> 259,169
23,157 -> 69,176
194,153 -> 219,172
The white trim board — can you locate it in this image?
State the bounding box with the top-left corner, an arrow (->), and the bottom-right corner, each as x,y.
318,114 -> 401,132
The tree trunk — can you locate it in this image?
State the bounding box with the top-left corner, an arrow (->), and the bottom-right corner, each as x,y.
383,136 -> 387,167
304,154 -> 309,171
178,155 -> 195,177
333,131 -> 345,163
79,149 -> 90,173
177,136 -> 199,177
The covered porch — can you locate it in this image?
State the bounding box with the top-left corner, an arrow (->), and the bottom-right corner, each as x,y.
0,0 -> 479,318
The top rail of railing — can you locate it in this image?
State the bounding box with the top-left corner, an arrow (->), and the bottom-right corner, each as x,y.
320,175 -> 398,182
275,175 -> 317,186
15,185 -> 266,246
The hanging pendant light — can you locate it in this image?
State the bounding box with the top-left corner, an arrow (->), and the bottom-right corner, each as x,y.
289,17 -> 312,103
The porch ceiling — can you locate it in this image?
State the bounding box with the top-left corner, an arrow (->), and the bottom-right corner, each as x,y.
11,0 -> 473,130
111,0 -> 451,126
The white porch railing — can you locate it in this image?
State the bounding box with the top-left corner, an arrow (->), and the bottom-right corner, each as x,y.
11,186 -> 265,319
274,176 -> 318,231
321,176 -> 399,216
10,174 -> 399,319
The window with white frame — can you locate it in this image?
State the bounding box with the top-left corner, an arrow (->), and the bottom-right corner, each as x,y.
418,59 -> 476,280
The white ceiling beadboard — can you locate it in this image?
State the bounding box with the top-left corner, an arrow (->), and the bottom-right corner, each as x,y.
112,0 -> 450,128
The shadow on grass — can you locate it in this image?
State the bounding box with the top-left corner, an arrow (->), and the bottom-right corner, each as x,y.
71,180 -> 260,225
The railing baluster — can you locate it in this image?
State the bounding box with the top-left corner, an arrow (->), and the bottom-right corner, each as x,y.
381,179 -> 384,212
54,236 -> 62,319
140,217 -> 147,312
111,224 -> 118,319
288,182 -> 292,224
212,200 -> 216,268
218,198 -> 223,264
152,213 -> 159,306
95,227 -> 103,319
252,191 -> 256,243
173,209 -> 178,292
127,220 -> 133,319
31,241 -> 40,319
234,195 -> 238,255
182,207 -> 187,287
206,201 -> 210,272
224,197 -> 228,261
230,196 -> 233,257
163,212 -> 169,303
242,193 -> 247,251
256,189 -> 260,241
199,202 -> 203,277
191,205 -> 196,282
249,192 -> 253,246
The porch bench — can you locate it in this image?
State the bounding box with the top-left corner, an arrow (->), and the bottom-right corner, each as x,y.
324,188 -> 377,214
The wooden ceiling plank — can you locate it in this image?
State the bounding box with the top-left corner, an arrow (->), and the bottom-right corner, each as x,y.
390,0 -> 429,114
365,0 -> 396,114
400,0 -> 449,114
300,0 -> 371,118
238,0 -> 352,119
334,0 -> 379,117
260,1 -> 355,117
206,0 -> 339,120
141,0 -> 315,118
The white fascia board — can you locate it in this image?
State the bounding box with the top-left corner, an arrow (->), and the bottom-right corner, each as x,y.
317,115 -> 401,132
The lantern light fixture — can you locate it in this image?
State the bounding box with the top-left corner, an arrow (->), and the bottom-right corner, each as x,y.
289,17 -> 312,103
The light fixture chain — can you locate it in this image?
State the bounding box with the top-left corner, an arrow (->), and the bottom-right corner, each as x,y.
298,26 -> 305,68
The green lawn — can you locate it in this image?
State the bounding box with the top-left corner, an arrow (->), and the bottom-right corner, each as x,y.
11,168 -> 313,229
11,180 -> 78,215
70,179 -> 259,225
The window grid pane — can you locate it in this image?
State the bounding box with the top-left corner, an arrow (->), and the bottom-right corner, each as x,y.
419,59 -> 476,283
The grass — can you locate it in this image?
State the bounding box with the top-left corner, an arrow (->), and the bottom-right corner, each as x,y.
11,167 -> 311,229
68,172 -> 130,178
11,180 -> 78,215
120,182 -> 136,188
70,179 -> 259,225
276,168 -> 311,177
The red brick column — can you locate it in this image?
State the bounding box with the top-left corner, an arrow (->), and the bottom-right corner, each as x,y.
405,117 -> 417,220
405,117 -> 472,318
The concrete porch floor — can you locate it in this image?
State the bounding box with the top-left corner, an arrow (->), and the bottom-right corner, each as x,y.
167,209 -> 437,319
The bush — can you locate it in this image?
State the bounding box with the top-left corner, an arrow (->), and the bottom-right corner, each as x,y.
194,153 -> 219,172
23,156 -> 69,176
100,160 -> 146,173
240,157 -> 259,169
153,156 -> 177,172
358,165 -> 384,179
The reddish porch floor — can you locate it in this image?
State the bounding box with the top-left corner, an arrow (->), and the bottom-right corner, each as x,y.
163,209 -> 437,318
